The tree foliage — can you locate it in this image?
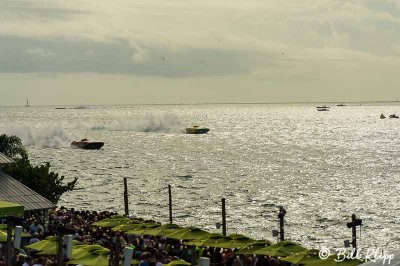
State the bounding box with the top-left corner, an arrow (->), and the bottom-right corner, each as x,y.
0,134 -> 27,158
0,134 -> 77,204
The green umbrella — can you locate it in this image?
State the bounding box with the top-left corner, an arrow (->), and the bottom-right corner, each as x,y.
125,223 -> 161,235
185,233 -> 225,246
0,201 -> 24,217
81,244 -> 110,254
165,259 -> 191,266
0,229 -> 31,242
26,236 -> 83,251
112,221 -> 143,232
223,234 -> 255,248
165,227 -> 210,240
202,238 -> 235,248
141,223 -> 182,237
281,249 -> 324,264
193,234 -> 254,249
92,215 -> 131,228
36,241 -> 86,256
305,256 -> 363,266
0,231 -> 10,242
235,240 -> 271,255
211,237 -> 242,249
67,253 -> 109,266
66,244 -> 110,265
26,236 -> 58,251
253,241 -> 307,257
0,225 -> 31,236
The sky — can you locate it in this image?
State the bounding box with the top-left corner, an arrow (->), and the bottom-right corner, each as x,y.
1,0 -> 400,105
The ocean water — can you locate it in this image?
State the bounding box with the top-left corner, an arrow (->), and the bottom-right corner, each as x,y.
0,103 -> 399,250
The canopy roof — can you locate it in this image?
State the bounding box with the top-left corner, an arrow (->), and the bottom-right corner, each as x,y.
0,153 -> 14,165
0,171 -> 56,211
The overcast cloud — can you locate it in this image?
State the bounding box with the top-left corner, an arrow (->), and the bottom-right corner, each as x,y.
0,0 -> 399,105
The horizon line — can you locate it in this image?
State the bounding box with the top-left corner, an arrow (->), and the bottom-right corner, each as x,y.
1,100 -> 399,107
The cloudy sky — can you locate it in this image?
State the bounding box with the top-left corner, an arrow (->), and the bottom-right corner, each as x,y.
1,0 -> 400,105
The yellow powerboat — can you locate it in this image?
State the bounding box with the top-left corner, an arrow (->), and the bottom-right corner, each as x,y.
185,125 -> 210,134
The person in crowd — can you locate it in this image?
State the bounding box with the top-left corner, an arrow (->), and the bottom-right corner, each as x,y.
32,257 -> 44,266
22,256 -> 33,266
29,221 -> 43,236
29,233 -> 40,245
11,248 -> 21,266
224,249 -> 235,266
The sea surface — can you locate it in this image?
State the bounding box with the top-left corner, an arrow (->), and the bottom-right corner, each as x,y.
0,103 -> 399,251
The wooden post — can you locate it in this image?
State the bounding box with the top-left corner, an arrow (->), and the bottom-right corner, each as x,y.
57,232 -> 64,266
191,245 -> 196,266
124,178 -> 129,216
222,198 -> 226,237
346,214 -> 362,252
6,217 -> 13,266
351,214 -> 357,250
278,207 -> 286,241
168,184 -> 173,224
114,233 -> 121,266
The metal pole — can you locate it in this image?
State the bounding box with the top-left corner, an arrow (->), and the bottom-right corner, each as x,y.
352,214 -> 357,250
222,198 -> 226,237
168,184 -> 173,224
278,206 -> 286,241
124,178 -> 129,216
6,217 -> 13,266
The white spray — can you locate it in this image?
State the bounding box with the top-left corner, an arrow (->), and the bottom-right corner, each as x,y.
0,125 -> 75,148
89,114 -> 185,133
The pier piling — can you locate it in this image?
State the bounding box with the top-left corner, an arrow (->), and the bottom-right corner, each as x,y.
123,178 -> 129,216
278,206 -> 286,241
222,198 -> 227,237
168,184 -> 173,224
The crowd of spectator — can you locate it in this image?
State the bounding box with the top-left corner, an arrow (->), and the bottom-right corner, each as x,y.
1,207 -> 288,266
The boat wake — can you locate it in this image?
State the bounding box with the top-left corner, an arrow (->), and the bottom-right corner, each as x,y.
89,114 -> 185,133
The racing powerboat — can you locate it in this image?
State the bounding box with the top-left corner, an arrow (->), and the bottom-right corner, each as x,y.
71,139 -> 104,149
185,125 -> 210,134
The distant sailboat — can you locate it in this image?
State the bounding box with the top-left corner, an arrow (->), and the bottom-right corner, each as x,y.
25,98 -> 30,107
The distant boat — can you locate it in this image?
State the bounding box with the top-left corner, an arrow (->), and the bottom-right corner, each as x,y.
55,107 -> 66,110
337,104 -> 346,107
380,114 -> 386,119
185,125 -> 210,134
389,114 -> 399,119
316,105 -> 330,111
25,99 -> 30,107
74,105 -> 89,109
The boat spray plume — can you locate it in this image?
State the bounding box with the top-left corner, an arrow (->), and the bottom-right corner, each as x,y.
90,114 -> 185,133
0,125 -> 75,148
